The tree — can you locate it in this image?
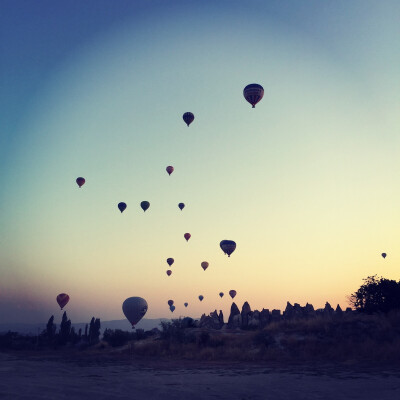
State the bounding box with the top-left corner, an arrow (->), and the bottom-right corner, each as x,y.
88,317 -> 101,345
59,311 -> 71,344
349,275 -> 400,313
46,315 -> 56,342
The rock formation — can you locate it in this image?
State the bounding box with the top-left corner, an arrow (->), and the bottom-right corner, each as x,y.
199,310 -> 224,329
227,302 -> 241,329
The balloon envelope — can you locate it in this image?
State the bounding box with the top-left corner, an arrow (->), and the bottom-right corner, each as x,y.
184,233 -> 191,241
166,258 -> 174,266
229,290 -> 237,299
122,297 -> 148,328
141,201 -> 150,212
201,261 -> 209,271
118,202 -> 127,213
220,240 -> 236,257
166,270 -> 172,276
166,166 -> 174,175
178,203 -> 185,211
56,293 -> 69,310
219,292 -> 224,298
198,295 -> 204,301
243,83 -> 264,108
183,112 -> 195,127
168,300 -> 174,307
76,177 -> 85,188
184,302 -> 188,307
382,253 -> 387,259
170,305 -> 176,312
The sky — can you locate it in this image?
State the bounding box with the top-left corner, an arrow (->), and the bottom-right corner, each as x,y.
1,0 -> 399,324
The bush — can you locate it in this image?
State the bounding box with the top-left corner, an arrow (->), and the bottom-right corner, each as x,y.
350,275 -> 400,314
103,329 -> 133,347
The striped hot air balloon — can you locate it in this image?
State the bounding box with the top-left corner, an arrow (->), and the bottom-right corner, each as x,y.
220,240 -> 236,257
243,84 -> 264,108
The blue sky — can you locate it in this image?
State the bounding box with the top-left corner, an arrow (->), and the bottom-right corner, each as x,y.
1,0 -> 399,324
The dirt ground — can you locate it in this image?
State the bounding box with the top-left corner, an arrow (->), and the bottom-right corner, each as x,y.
1,352 -> 400,400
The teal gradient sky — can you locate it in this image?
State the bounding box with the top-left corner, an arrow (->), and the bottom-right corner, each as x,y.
1,0 -> 399,324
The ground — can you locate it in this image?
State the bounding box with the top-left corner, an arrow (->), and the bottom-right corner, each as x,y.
1,352 -> 400,400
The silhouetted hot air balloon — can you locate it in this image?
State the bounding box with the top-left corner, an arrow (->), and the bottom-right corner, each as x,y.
184,302 -> 188,307
166,166 -> 174,175
382,253 -> 387,259
56,293 -> 69,310
198,295 -> 204,301
170,305 -> 176,312
167,300 -> 174,307
166,258 -> 174,266
201,262 -> 209,271
219,292 -> 224,298
183,112 -> 194,127
184,233 -> 191,242
166,270 -> 172,276
76,177 -> 85,188
122,297 -> 148,329
141,201 -> 150,212
178,203 -> 185,211
118,202 -> 127,213
220,240 -> 236,257
243,83 -> 264,108
229,290 -> 237,299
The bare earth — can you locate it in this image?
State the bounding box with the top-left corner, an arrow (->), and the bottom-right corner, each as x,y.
1,352 -> 400,400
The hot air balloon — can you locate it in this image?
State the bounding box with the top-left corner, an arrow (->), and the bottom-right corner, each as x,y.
183,112 -> 195,127
243,83 -> 264,108
166,270 -> 172,276
219,292 -> 224,298
184,302 -> 188,307
220,240 -> 236,257
382,253 -> 387,259
229,290 -> 237,299
76,177 -> 85,188
170,305 -> 176,312
184,233 -> 191,242
201,262 -> 209,271
198,295 -> 204,301
178,203 -> 185,211
141,201 -> 150,212
166,166 -> 174,175
56,293 -> 69,310
166,258 -> 174,266
122,297 -> 148,329
167,300 -> 174,307
118,202 -> 127,213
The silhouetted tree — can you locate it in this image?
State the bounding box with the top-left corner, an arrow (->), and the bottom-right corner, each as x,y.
350,275 -> 400,313
59,311 -> 71,344
46,315 -> 56,342
88,317 -> 101,344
